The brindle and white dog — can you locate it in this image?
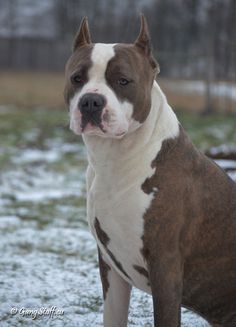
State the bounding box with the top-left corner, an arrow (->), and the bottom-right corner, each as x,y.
64,15 -> 236,327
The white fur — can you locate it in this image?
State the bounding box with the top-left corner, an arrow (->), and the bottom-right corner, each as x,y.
85,81 -> 180,294
100,251 -> 131,327
69,43 -> 138,138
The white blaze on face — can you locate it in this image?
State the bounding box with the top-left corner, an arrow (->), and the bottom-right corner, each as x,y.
69,43 -> 137,138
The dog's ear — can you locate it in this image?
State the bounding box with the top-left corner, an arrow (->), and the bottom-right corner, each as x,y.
135,14 -> 160,74
135,14 -> 152,55
73,17 -> 91,51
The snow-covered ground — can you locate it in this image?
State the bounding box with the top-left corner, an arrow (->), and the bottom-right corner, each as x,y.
0,106 -> 235,327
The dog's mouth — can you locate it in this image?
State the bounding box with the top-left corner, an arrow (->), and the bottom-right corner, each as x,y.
81,113 -> 106,133
73,110 -> 128,138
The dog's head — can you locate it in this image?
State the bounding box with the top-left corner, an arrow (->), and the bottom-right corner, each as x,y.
64,15 -> 159,139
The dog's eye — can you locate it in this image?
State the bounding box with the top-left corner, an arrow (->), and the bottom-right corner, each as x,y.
71,74 -> 84,85
118,78 -> 130,86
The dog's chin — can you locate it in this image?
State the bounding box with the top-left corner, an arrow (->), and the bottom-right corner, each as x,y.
70,121 -> 128,139
83,128 -> 127,139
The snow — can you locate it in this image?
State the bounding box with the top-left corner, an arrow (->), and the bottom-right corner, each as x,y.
215,159 -> 236,170
1,166 -> 83,203
208,144 -> 236,156
214,159 -> 236,180
12,148 -> 61,163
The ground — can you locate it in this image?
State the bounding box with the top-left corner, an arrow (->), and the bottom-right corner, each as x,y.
0,105 -> 235,326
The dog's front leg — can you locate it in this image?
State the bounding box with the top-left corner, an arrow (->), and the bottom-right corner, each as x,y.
148,253 -> 183,327
98,249 -> 132,327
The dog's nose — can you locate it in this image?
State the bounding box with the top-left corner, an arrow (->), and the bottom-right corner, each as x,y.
78,93 -> 106,114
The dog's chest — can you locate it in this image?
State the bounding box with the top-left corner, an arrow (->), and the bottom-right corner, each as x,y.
87,164 -> 155,292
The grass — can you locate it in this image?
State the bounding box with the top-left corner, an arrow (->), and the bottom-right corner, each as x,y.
177,110 -> 236,151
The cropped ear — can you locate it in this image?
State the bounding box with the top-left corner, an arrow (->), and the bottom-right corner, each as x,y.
135,14 -> 160,74
73,17 -> 91,51
135,14 -> 151,55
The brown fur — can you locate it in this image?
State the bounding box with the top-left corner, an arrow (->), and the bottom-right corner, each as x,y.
64,45 -> 93,105
133,264 -> 150,286
98,248 -> 111,300
105,44 -> 157,123
133,264 -> 149,279
141,126 -> 236,326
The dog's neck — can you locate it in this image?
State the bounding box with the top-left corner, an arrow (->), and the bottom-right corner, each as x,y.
83,81 -> 180,173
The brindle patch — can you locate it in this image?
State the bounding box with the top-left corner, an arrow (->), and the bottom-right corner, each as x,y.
98,247 -> 111,300
64,45 -> 94,105
94,217 -> 109,245
94,217 -> 131,281
133,264 -> 149,278
140,126 -> 236,325
105,44 -> 157,124
133,264 -> 150,286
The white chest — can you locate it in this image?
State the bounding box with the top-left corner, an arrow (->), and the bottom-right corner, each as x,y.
86,163 -> 156,293
83,82 -> 180,292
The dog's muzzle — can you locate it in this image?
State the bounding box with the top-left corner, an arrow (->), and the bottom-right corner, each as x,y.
78,93 -> 106,132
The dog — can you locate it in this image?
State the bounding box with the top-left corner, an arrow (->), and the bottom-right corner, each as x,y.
64,15 -> 236,327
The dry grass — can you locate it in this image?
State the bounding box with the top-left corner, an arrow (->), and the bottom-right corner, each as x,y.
0,71 -> 65,108
0,71 -> 235,113
159,78 -> 236,113
159,80 -> 204,112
